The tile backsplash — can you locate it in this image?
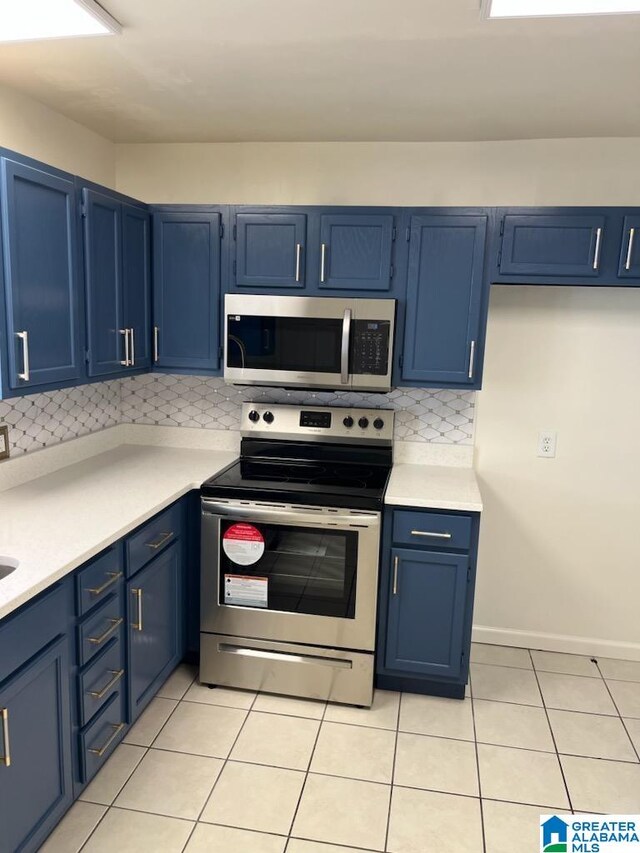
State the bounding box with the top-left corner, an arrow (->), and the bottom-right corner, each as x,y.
0,375 -> 475,457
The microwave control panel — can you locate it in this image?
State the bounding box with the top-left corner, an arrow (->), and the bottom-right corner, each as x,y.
350,320 -> 391,376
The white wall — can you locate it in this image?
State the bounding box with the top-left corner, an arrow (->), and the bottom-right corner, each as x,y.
0,83 -> 115,186
116,138 -> 640,658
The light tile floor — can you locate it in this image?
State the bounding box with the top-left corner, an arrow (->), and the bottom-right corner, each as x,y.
40,644 -> 640,853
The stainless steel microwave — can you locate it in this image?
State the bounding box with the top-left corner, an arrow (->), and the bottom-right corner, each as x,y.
224,294 -> 396,392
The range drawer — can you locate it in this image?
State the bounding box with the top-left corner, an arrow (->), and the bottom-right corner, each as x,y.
78,635 -> 125,726
392,510 -> 472,551
126,502 -> 181,578
80,690 -> 126,783
76,544 -> 124,616
78,592 -> 124,667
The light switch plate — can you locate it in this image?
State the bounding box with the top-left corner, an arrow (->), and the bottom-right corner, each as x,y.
0,424 -> 9,461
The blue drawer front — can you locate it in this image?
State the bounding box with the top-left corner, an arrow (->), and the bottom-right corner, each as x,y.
392,510 -> 472,550
76,544 -> 124,616
126,502 -> 181,578
80,690 -> 127,783
78,635 -> 125,727
77,592 -> 124,667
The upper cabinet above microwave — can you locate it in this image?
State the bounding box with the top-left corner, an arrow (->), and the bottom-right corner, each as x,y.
230,207 -> 398,295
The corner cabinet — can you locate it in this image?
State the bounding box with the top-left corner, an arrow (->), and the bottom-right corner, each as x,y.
400,213 -> 489,388
152,208 -> 223,371
376,507 -> 480,699
0,156 -> 83,395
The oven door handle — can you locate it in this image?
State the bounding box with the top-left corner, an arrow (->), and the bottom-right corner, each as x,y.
202,500 -> 379,529
340,308 -> 352,385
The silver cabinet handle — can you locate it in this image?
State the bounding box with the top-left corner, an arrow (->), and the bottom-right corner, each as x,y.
295,243 -> 302,283
468,340 -> 476,380
89,723 -> 125,757
144,530 -> 174,550
340,308 -> 352,385
411,529 -> 452,539
16,331 -> 29,382
120,329 -> 130,366
89,669 -> 125,700
320,243 -> 327,283
153,326 -> 159,364
593,226 -> 603,270
1,708 -> 10,768
129,328 -> 135,367
625,228 -> 636,271
392,555 -> 399,596
88,617 -> 123,646
131,588 -> 143,632
87,571 -> 123,597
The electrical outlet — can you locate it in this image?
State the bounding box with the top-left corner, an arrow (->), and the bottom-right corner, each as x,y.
537,430 -> 557,458
0,424 -> 9,461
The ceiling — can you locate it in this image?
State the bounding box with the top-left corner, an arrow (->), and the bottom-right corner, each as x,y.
0,0 -> 639,143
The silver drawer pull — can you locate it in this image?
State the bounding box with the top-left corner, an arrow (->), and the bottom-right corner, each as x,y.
144,530 -> 173,550
593,226 -> 603,270
295,243 -> 302,282
87,571 -> 123,596
626,228 -> 636,271
1,708 -> 10,768
153,325 -> 159,364
392,555 -> 399,596
88,617 -> 123,645
16,331 -> 30,382
89,669 -> 125,700
219,642 -> 352,669
120,328 -> 130,366
320,243 -> 327,282
89,723 -> 125,758
410,529 -> 452,539
131,588 -> 143,632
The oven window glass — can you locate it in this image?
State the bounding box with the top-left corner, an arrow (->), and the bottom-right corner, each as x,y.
227,315 -> 342,374
218,520 -> 358,619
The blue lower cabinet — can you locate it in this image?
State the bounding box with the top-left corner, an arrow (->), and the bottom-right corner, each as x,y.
79,690 -> 127,784
377,507 -> 480,699
128,541 -> 183,722
0,636 -> 73,853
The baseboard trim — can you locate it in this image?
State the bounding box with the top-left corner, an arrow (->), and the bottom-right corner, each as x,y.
472,624 -> 640,662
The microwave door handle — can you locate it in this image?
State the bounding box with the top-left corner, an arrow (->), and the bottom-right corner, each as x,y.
341,308 -> 352,384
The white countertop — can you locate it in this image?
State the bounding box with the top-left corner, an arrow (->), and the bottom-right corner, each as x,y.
0,427 -> 482,622
0,443 -> 236,621
384,463 -> 483,513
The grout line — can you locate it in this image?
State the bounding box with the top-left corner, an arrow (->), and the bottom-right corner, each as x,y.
383,693 -> 401,853
595,660 -> 640,763
528,648 -> 574,812
470,669 -> 488,853
284,698 -> 328,844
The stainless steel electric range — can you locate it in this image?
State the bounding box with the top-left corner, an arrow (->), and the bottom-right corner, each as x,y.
200,403 -> 394,707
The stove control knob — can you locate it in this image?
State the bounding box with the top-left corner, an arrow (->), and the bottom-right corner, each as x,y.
248,410 -> 260,423
343,416 -> 354,428
373,417 -> 385,431
358,416 -> 369,429
263,411 -> 274,424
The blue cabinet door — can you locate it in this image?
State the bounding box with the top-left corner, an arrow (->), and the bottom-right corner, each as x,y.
1,158 -> 82,391
235,213 -> 306,288
618,216 -> 640,279
153,211 -> 221,370
499,213 -> 606,278
318,214 -> 394,291
0,637 -> 72,853
128,542 -> 182,721
384,547 -> 468,679
83,189 -> 126,377
402,214 -> 487,385
122,204 -> 151,369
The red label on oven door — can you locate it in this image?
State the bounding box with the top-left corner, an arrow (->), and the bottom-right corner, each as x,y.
222,523 -> 265,566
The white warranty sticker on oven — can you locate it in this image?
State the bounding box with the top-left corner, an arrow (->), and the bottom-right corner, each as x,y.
223,523 -> 265,566
224,575 -> 268,608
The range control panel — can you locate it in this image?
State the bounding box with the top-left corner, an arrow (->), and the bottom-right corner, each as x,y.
241,403 -> 394,444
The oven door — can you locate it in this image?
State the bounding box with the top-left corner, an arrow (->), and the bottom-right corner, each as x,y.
201,500 -> 381,651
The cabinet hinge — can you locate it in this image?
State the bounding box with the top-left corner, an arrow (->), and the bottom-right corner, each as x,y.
232,224 -> 237,240
399,354 -> 404,369
405,227 -> 411,241
497,250 -> 502,267
467,565 -> 472,583
84,349 -> 90,364
499,217 -> 505,236
219,223 -> 224,238
233,259 -> 237,275
218,346 -> 224,361
79,202 -> 87,219
390,264 -> 394,279
392,227 -> 397,242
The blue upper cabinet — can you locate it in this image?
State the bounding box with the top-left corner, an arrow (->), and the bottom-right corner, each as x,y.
317,214 -> 394,291
83,188 -> 151,377
83,189 -> 125,377
0,157 -> 82,394
122,203 -> 151,370
152,209 -> 222,371
235,212 -> 306,288
401,213 -> 488,387
618,215 -> 640,279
